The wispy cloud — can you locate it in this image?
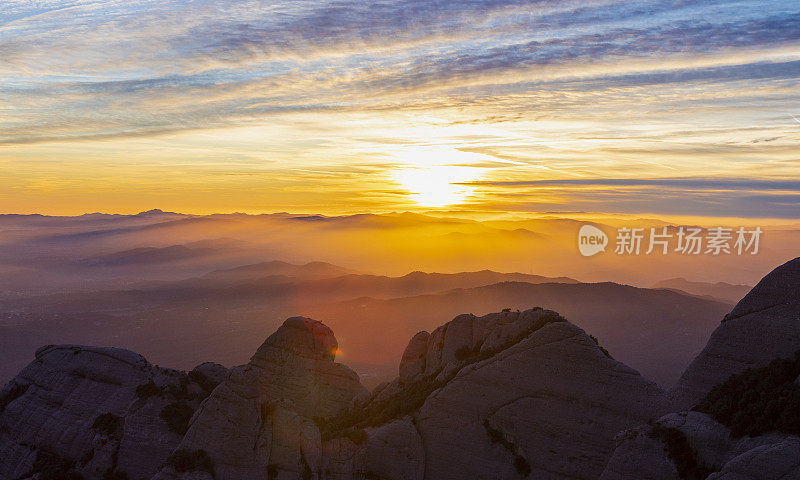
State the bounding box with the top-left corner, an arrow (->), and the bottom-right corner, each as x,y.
1,0 -> 799,216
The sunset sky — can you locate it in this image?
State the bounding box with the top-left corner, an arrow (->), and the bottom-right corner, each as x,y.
1,0 -> 799,218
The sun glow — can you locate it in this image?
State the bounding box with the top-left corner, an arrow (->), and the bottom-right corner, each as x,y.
393,165 -> 483,207
390,147 -> 491,207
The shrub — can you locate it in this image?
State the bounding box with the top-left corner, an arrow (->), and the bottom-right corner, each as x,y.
160,402 -> 195,435
30,450 -> 84,480
344,427 -> 368,445
165,448 -> 213,474
136,381 -> 162,399
163,375 -> 193,401
694,351 -> 800,438
0,382 -> 29,413
454,345 -> 473,361
484,420 -> 530,477
483,420 -> 512,449
649,424 -> 713,480
589,335 -> 613,359
188,370 -> 220,394
92,413 -> 122,436
102,469 -> 129,480
513,456 -> 531,477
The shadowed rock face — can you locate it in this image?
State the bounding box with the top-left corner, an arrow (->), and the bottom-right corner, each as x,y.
414,319 -> 667,480
0,345 -> 224,480
158,316 -> 367,480
600,412 -> 800,480
671,257 -> 800,409
602,258 -> 800,480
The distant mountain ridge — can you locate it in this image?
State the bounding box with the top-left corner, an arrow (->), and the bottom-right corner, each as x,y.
0,275 -> 728,389
652,277 -> 752,304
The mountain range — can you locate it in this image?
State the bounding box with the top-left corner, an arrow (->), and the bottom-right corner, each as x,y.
0,268 -> 729,389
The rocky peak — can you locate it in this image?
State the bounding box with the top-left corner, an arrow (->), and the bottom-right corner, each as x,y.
160,317 -> 366,480
671,257 -> 800,409
727,256 -> 800,320
399,331 -> 429,382
398,307 -> 567,383
250,317 -> 338,367
320,308 -> 666,480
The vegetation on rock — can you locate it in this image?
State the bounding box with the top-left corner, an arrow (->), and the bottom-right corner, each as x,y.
0,382 -> 29,413
694,351 -> 800,438
648,423 -> 714,480
590,335 -> 613,359
92,413 -> 122,436
27,450 -> 83,480
188,369 -> 221,393
164,448 -> 214,475
316,310 -> 565,440
483,420 -> 531,478
160,402 -> 195,435
135,381 -> 162,399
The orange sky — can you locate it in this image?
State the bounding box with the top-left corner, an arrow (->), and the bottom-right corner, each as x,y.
2,1 -> 799,219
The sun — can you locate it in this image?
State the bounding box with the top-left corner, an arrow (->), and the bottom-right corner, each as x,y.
393,165 -> 482,207
390,147 -> 488,208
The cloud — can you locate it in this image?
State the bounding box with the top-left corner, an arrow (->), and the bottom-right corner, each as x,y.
2,0 -> 800,217
463,178 -> 800,191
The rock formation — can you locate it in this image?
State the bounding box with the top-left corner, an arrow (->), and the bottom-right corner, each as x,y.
602,257 -> 800,480
17,276 -> 800,480
154,316 -> 367,480
0,345 -> 224,480
315,308 -> 666,480
672,257 -> 800,409
413,311 -> 667,480
600,412 -> 800,480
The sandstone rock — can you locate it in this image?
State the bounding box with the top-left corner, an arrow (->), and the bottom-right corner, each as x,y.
672,257 -> 800,409
707,438 -> 800,479
399,332 -> 429,383
601,410 -> 800,480
599,426 -> 678,480
0,345 -> 200,480
190,362 -> 228,387
415,318 -> 667,480
420,308 -> 569,377
321,418 -> 424,480
165,317 -> 367,480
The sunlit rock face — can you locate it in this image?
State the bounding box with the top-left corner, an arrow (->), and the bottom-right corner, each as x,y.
671,257 -> 800,409
0,345 -> 220,480
399,331 -> 429,383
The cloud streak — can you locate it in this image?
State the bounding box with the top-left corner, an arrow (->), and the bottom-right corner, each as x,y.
1,0 -> 799,217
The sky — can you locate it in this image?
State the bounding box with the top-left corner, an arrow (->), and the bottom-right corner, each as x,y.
1,0 -> 799,218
